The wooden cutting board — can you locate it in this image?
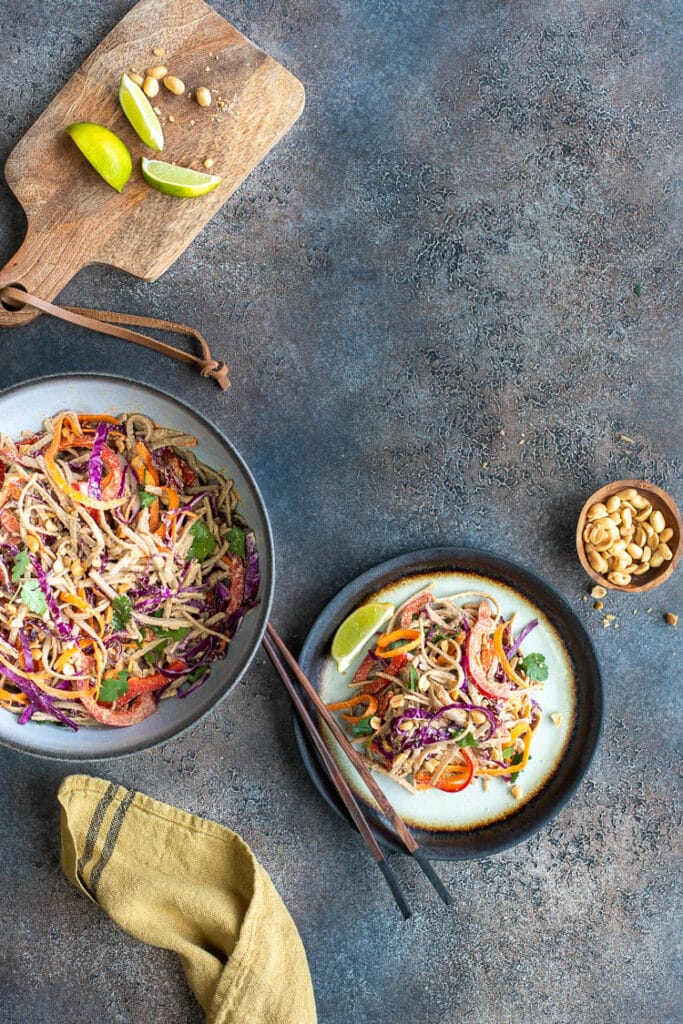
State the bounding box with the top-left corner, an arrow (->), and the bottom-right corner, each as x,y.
0,0 -> 304,327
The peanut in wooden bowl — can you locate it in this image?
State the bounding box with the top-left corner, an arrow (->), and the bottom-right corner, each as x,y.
576,479 -> 682,593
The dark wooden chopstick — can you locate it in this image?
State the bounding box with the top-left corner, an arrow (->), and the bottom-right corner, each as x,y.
265,622 -> 452,907
262,633 -> 412,918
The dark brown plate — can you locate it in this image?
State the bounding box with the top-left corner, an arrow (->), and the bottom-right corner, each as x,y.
293,548 -> 603,860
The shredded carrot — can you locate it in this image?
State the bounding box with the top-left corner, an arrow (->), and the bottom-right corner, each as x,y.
327,693 -> 378,723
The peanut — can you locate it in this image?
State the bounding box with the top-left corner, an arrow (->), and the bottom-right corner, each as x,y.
145,64 -> 168,79
660,527 -> 673,543
607,571 -> 631,586
196,86 -> 212,107
650,510 -> 666,533
163,74 -> 185,95
143,75 -> 160,97
128,72 -> 145,87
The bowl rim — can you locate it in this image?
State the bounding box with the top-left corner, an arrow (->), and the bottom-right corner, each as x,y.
0,371 -> 275,760
576,478 -> 681,593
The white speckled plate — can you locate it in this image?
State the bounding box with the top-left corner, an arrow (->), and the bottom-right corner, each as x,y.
294,548 -> 602,859
0,373 -> 274,760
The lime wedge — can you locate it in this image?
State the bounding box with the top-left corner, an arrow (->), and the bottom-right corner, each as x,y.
119,73 -> 164,151
331,602 -> 395,674
140,157 -> 221,197
66,122 -> 132,192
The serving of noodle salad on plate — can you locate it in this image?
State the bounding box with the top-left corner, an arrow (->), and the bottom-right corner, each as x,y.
0,410 -> 259,729
327,587 -> 549,795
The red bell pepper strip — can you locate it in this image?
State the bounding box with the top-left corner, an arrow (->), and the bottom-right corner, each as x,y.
0,508 -> 21,537
415,747 -> 476,792
223,553 -> 245,615
76,677 -> 156,727
466,602 -> 510,700
114,660 -> 187,705
399,591 -> 433,628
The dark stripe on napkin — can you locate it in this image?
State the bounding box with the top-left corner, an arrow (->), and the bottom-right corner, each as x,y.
89,788 -> 136,897
76,781 -> 118,884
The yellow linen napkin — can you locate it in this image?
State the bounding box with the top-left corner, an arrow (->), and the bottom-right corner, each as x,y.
59,774 -> 317,1024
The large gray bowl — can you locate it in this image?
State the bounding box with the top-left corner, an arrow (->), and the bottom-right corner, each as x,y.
0,373 -> 274,759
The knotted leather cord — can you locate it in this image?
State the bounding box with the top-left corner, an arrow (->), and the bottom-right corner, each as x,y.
0,286 -> 230,390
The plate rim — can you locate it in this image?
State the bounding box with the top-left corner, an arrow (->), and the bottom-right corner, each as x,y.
294,546 -> 603,860
0,371 -> 275,761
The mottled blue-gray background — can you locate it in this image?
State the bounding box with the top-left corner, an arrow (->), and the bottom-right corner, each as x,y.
0,1 -> 681,1022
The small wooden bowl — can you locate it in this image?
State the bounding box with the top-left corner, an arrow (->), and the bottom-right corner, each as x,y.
576,479 -> 682,592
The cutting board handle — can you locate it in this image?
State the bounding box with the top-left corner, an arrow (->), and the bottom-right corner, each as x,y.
0,223 -> 85,327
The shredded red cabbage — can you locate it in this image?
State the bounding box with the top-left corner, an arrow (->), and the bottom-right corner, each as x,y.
506,619 -> 538,659
29,555 -> 74,640
87,422 -> 112,499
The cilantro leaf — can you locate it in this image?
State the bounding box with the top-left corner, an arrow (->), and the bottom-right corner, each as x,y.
11,548 -> 30,584
407,665 -> 418,691
187,521 -> 217,562
20,579 -> 47,615
226,526 -> 246,560
112,594 -> 132,631
352,718 -> 375,736
519,652 -> 548,681
98,670 -> 130,703
139,490 -> 157,508
456,733 -> 478,748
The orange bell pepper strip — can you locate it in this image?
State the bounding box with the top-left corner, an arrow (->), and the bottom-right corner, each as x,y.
0,687 -> 29,705
493,621 -> 527,686
479,724 -> 532,777
326,693 -> 378,723
374,628 -> 421,658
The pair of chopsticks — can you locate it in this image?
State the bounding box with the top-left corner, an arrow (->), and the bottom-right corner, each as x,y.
263,623 -> 452,919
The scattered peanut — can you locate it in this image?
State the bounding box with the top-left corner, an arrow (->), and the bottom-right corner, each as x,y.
163,74 -> 185,95
665,612 -> 678,627
471,709 -> 488,725
594,600 -> 604,610
369,716 -> 382,731
550,712 -> 563,726
203,157 -> 215,168
167,115 -> 175,123
143,75 -> 160,98
152,47 -> 167,57
196,86 -> 212,107
510,784 -> 523,799
389,694 -> 405,709
128,72 -> 145,87
145,64 -> 168,79
590,585 -> 607,599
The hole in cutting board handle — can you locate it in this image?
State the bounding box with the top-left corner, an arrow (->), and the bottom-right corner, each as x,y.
0,283 -> 28,311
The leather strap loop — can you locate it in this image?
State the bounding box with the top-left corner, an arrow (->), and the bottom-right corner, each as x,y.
0,286 -> 230,390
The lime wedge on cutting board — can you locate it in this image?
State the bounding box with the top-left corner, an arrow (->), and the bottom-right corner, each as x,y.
331,602 -> 395,674
119,73 -> 164,151
141,157 -> 221,197
66,122 -> 132,192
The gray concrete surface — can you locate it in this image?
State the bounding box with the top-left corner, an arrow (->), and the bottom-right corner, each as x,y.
0,1 -> 681,1022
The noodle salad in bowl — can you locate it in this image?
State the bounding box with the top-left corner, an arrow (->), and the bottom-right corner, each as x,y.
327,587 -> 549,796
0,410 -> 259,730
